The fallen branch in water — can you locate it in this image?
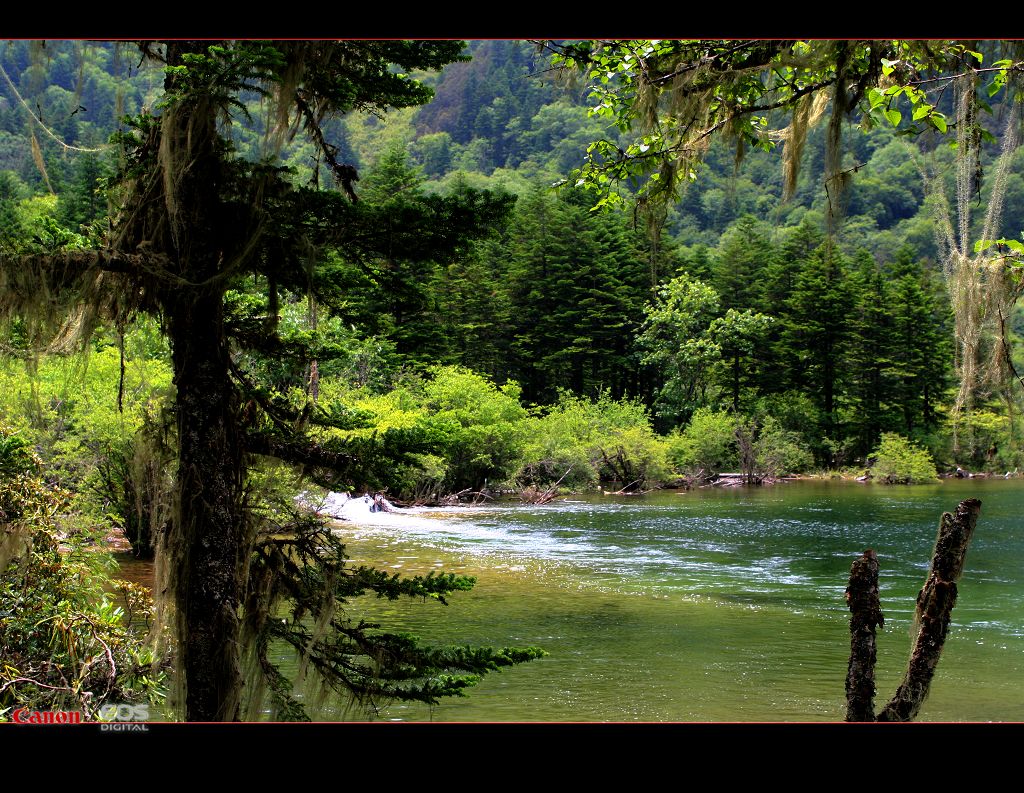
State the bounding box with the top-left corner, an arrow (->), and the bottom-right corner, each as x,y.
520,466 -> 574,504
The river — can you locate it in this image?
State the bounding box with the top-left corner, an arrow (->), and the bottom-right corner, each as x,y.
320,479 -> 1024,722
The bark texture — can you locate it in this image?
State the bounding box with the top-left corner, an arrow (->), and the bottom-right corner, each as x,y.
156,42 -> 252,721
844,548 -> 883,722
169,295 -> 246,721
876,498 -> 981,722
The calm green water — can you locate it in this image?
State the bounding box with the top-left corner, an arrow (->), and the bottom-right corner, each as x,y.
328,479 -> 1024,722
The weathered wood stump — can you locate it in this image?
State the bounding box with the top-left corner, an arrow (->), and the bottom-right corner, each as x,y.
845,548 -> 883,722
844,498 -> 981,722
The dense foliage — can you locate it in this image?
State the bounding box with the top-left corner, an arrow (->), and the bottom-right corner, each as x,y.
868,432 -> 940,484
0,40 -> 545,723
2,41 -> 1021,470
1,38 -> 1023,722
0,422 -> 163,720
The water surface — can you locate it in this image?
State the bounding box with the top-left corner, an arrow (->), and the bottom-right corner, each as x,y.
328,479 -> 1024,722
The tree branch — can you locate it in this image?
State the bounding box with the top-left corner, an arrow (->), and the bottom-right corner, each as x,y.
15,249 -> 172,276
245,430 -> 357,472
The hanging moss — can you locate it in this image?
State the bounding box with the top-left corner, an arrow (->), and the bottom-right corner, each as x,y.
922,72 -> 1024,447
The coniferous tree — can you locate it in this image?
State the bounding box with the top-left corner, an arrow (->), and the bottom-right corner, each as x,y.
711,215 -> 776,313
0,41 -> 537,722
755,218 -> 824,398
505,186 -> 647,402
427,241 -> 515,380
887,245 -> 953,436
846,249 -> 895,458
781,241 -> 854,461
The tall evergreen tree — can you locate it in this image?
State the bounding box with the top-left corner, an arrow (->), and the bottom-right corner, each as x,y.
711,215 -> 776,313
0,41 -> 537,722
887,245 -> 952,436
505,186 -> 647,403
846,249 -> 895,457
754,218 -> 824,397
781,241 -> 854,460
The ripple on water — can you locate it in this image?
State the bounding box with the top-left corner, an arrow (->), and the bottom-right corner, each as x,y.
319,483 -> 1024,722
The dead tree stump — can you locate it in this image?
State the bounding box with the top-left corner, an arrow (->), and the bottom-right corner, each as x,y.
845,548 -> 883,722
843,498 -> 981,722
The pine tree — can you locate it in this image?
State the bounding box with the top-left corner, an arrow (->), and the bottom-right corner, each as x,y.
755,217 -> 824,398
845,249 -> 895,458
711,214 -> 776,313
780,241 -> 854,461
0,41 -> 538,722
887,245 -> 952,436
505,186 -> 647,402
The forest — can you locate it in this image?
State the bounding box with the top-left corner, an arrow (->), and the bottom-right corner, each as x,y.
0,40 -> 1021,723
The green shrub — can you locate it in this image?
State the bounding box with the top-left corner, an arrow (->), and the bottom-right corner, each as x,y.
868,432 -> 939,484
2,339 -> 174,558
0,424 -> 165,720
667,408 -> 737,478
517,391 -> 669,490
951,407 -> 1024,472
415,366 -> 529,491
323,366 -> 529,494
752,415 -> 814,477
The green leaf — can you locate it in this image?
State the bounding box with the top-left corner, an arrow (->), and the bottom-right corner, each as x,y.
884,107 -> 902,127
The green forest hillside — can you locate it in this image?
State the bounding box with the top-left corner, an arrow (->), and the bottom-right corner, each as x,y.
0,39 -> 1021,509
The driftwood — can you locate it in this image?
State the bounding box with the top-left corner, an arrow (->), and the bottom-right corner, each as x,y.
398,488 -> 494,508
843,498 -> 981,722
520,466 -> 574,504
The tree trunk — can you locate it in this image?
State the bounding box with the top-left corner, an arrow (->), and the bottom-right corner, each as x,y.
167,294 -> 247,721
732,351 -> 740,412
843,499 -> 981,722
844,549 -> 883,721
159,42 -> 249,720
877,498 -> 981,722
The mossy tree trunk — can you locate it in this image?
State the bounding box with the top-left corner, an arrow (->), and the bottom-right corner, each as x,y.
157,43 -> 250,720
166,293 -> 247,721
876,498 -> 980,721
844,498 -> 980,722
